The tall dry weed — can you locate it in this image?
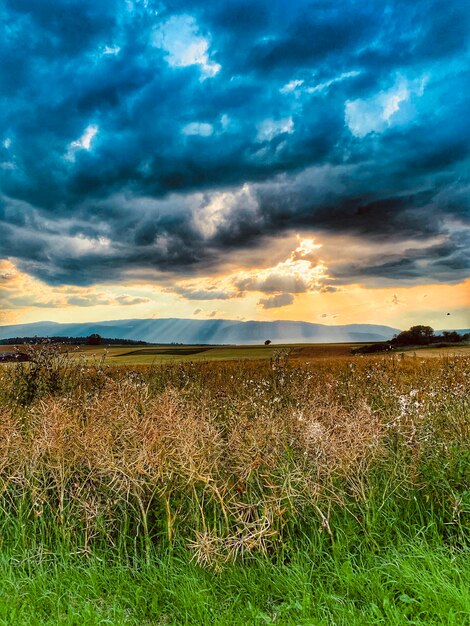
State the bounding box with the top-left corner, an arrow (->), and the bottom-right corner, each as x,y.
0,350 -> 468,565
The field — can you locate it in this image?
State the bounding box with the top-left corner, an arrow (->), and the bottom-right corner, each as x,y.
0,345 -> 468,624
79,342 -> 369,365
0,341 -> 364,364
3,341 -> 469,365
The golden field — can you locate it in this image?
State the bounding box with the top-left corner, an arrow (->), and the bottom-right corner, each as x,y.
0,345 -> 468,568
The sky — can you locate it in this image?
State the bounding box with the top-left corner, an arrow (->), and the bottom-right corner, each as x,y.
1,0 -> 469,330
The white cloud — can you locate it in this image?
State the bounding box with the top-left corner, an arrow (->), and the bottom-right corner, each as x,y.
103,45 -> 121,55
1,137 -> 15,169
182,122 -> 214,137
154,15 -> 220,78
66,124 -> 99,160
192,184 -> 257,238
306,70 -> 360,94
220,113 -> 236,131
257,117 -> 294,141
280,79 -> 304,94
281,71 -> 360,96
234,238 -> 327,294
73,124 -> 98,150
345,75 -> 427,137
64,234 -> 111,256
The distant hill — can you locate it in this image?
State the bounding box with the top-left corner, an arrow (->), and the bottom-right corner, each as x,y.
0,318 -> 402,345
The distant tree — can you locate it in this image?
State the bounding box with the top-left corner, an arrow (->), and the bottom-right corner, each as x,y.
441,330 -> 461,343
392,325 -> 434,346
0,336 -> 148,346
264,339 -> 272,346
87,333 -> 102,346
353,325 -> 468,354
352,342 -> 391,354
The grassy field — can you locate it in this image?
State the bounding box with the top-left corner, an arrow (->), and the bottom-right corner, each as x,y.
2,340 -> 469,365
394,345 -> 470,358
1,341 -> 364,364
0,345 -> 468,624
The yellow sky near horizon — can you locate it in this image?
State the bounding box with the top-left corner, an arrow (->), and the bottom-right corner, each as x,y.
1,233 -> 469,331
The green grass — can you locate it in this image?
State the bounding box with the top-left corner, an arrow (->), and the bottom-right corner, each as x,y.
57,343 -> 280,365
104,345 -> 279,364
67,342 -> 365,365
2,342 -> 469,367
11,341 -> 469,367
69,342 -> 470,365
0,539 -> 468,625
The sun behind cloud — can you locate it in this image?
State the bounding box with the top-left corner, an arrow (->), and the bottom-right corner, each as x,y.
0,0 -> 468,329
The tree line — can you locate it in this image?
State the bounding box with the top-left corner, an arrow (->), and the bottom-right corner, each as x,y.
0,335 -> 148,346
354,325 -> 469,354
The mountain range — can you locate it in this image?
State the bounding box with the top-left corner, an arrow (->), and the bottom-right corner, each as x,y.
0,318 -> 402,344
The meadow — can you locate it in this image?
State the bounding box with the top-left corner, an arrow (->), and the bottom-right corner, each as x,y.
3,340 -> 468,365
0,341 -> 363,365
0,345 -> 468,624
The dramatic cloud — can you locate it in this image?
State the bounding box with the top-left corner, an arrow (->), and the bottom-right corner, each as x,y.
154,14 -> 221,77
169,239 -> 330,304
0,0 -> 469,298
345,75 -> 427,138
233,239 -> 327,293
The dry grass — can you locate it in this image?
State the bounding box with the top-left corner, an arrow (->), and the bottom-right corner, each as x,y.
0,348 -> 468,568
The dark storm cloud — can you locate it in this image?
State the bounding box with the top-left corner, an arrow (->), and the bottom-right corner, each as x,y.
333,241 -> 470,284
0,0 -> 469,286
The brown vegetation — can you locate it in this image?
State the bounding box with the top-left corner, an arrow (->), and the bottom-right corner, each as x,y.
0,348 -> 468,567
